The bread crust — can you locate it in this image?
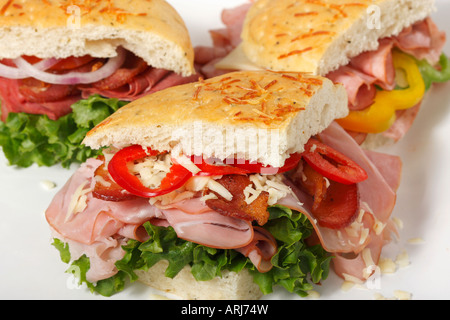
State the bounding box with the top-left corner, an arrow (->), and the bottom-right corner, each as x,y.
0,0 -> 194,75
83,70 -> 348,167
136,261 -> 263,300
241,0 -> 435,75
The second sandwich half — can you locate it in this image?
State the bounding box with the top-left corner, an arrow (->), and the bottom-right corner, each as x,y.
45,70 -> 401,299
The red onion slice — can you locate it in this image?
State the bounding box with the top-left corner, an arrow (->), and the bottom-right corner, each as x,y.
12,47 -> 126,85
0,58 -> 60,79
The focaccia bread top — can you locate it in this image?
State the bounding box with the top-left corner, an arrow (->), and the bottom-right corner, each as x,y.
0,0 -> 194,75
241,0 -> 435,75
83,70 -> 348,167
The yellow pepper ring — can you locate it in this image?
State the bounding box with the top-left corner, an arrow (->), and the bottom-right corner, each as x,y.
337,50 -> 426,134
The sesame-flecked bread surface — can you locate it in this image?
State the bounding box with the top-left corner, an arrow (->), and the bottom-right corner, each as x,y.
83,70 -> 348,167
241,0 -> 435,75
0,0 -> 194,76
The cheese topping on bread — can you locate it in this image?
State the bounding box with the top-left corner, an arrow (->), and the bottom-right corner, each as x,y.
241,0 -> 435,75
83,70 -> 348,167
0,0 -> 195,76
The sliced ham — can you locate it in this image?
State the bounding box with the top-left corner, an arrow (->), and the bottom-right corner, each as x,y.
364,149 -> 403,192
350,38 -> 396,91
281,122 -> 400,281
45,158 -> 161,245
326,66 -> 377,111
52,228 -> 128,283
394,17 -> 446,65
326,18 -> 445,135
277,187 -> 372,254
220,2 -> 253,48
381,102 -> 423,143
196,3 -> 445,142
46,158 -> 264,282
147,71 -> 201,95
318,122 -> 397,224
194,2 -> 253,78
161,208 -> 254,249
235,226 -> 277,273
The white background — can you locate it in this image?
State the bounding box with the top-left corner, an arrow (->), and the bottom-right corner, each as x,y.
0,0 -> 449,300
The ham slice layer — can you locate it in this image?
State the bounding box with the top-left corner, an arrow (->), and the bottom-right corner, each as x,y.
45,122 -> 401,284
45,158 -> 273,282
281,122 -> 401,281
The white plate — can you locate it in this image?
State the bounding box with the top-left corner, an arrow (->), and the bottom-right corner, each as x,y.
1,0 -> 449,300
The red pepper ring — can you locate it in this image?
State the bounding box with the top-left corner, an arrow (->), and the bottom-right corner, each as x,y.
107,145 -> 193,198
301,138 -> 368,185
108,145 -> 305,199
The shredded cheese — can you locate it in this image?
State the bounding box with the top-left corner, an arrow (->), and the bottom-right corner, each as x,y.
40,180 -> 56,190
126,149 -> 295,209
207,179 -> 233,201
341,281 -> 356,292
172,154 -> 201,175
379,257 -> 397,274
65,181 -> 92,222
372,218 -> 386,235
94,174 -> 111,187
362,248 -> 376,279
395,250 -> 410,268
407,237 -> 425,244
245,174 -> 294,205
342,273 -> 364,284
392,217 -> 404,230
131,153 -> 172,189
323,177 -> 330,189
184,176 -> 212,192
359,227 -> 370,245
243,185 -> 261,204
306,290 -> 320,299
199,192 -> 218,203
394,290 -> 412,300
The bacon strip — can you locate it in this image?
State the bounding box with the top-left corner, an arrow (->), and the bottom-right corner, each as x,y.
280,122 -> 401,281
205,175 -> 270,226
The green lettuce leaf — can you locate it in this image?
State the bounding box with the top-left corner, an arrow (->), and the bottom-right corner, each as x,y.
416,53 -> 450,91
0,95 -> 128,168
52,205 -> 331,298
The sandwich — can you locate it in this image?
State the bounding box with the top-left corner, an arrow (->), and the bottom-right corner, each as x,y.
0,0 -> 199,168
204,0 -> 450,148
45,70 -> 402,299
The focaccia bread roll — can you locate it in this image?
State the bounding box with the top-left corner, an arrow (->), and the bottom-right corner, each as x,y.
241,0 -> 434,76
0,0 -> 194,76
83,70 -> 348,167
